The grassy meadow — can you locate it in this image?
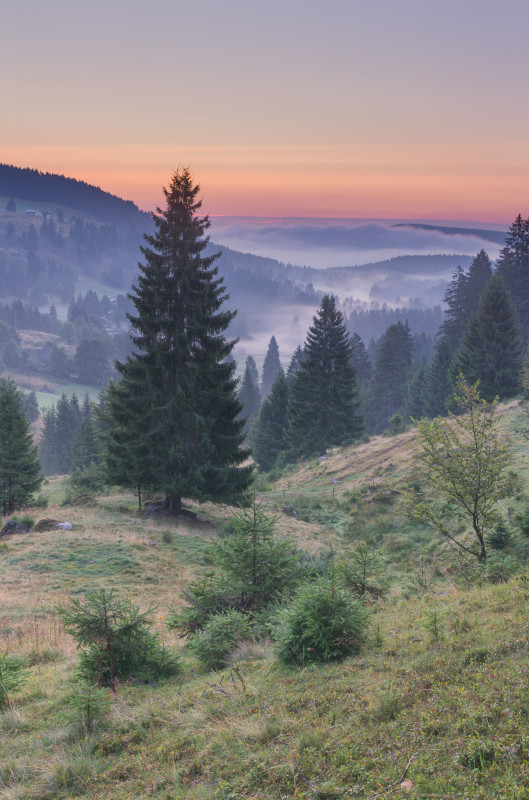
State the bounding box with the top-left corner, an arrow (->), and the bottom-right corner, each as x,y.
2,401 -> 529,798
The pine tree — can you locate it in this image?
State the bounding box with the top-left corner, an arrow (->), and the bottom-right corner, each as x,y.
245,355 -> 260,389
451,274 -> 523,401
288,295 -> 362,457
71,398 -> 101,474
350,332 -> 372,385
440,266 -> 468,348
496,214 -> 529,342
286,345 -> 304,382
368,321 -> 413,433
237,362 -> 261,442
39,407 -> 59,475
0,379 -> 43,515
423,335 -> 454,418
261,336 -> 281,397
404,359 -> 428,421
55,394 -> 82,472
465,249 -> 493,316
253,368 -> 289,471
103,168 -> 252,513
39,394 -> 82,475
22,391 -> 39,423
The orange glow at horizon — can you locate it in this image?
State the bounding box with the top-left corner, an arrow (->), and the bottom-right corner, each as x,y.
3,142 -> 529,224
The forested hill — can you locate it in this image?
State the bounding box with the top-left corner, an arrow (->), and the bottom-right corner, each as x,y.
0,163 -> 147,227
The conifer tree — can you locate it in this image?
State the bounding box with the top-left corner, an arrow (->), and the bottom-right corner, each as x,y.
404,359 -> 428,421
39,394 -> 82,475
423,336 -> 453,418
0,379 -> 43,515
245,355 -> 260,389
451,274 -> 523,401
103,168 -> 252,513
288,295 -> 362,456
253,368 -> 289,471
99,381 -> 154,509
368,321 -> 413,433
465,249 -> 493,316
237,362 -> 261,442
496,214 -> 529,342
39,407 -> 59,475
71,398 -> 101,474
22,391 -> 39,423
439,266 -> 468,348
286,345 -> 304,382
350,332 -> 372,384
261,335 -> 281,397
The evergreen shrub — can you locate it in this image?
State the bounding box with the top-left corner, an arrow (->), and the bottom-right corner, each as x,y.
58,589 -> 179,688
274,577 -> 369,666
188,610 -> 252,670
0,654 -> 27,707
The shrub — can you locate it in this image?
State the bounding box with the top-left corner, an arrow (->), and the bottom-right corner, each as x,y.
188,610 -> 253,670
483,551 -> 518,584
12,514 -> 34,529
0,654 -> 27,707
487,521 -> 512,550
274,578 -> 369,666
335,546 -> 384,597
58,589 -> 179,688
33,492 -> 49,508
167,570 -> 235,634
211,500 -> 300,612
64,679 -> 112,732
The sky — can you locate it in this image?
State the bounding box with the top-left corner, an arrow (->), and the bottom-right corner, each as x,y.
2,0 -> 529,223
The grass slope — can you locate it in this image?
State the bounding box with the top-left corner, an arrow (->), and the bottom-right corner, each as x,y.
2,402 -> 529,799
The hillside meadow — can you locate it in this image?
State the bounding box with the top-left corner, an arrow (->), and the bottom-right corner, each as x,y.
2,401 -> 529,799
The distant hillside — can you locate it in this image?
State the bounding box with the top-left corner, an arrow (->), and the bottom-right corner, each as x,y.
394,221 -> 507,246
0,163 -> 147,227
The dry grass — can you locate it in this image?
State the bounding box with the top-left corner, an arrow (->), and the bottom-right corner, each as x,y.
1,401 -> 528,799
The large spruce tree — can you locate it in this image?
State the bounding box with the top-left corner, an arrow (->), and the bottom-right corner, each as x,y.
451,274 -> 523,401
0,379 -> 43,515
103,169 -> 252,513
288,295 -> 362,457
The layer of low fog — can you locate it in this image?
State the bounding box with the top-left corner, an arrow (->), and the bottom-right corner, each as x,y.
210,217 -> 504,270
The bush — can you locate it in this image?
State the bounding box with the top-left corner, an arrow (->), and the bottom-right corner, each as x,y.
0,654 -> 27,707
188,610 -> 253,670
64,679 -> 112,732
58,589 -> 179,687
274,578 -> 370,666
12,514 -> 34,529
167,570 -> 235,634
487,521 -> 512,550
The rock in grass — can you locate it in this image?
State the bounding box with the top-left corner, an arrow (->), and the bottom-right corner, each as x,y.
0,519 -> 30,537
56,522 -> 73,530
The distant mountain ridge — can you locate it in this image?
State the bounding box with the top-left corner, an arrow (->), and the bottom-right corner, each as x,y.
0,163 -> 147,227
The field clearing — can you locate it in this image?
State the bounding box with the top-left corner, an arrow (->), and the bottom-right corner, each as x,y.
1,401 -> 529,798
